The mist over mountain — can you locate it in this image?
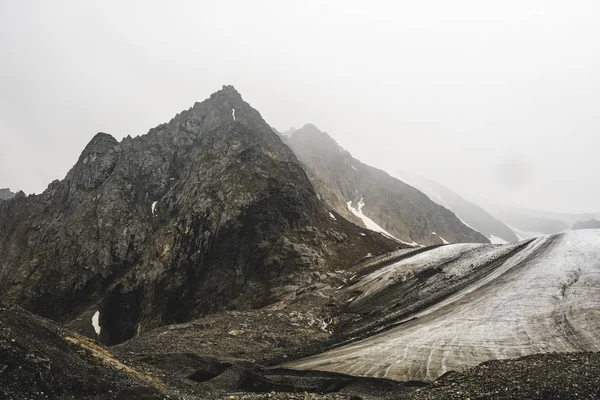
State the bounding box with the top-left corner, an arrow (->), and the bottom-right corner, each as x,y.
396,172 -> 519,243
488,206 -> 572,234
0,86 -> 399,347
286,124 -> 489,246
1,85 -> 600,400
573,219 -> 600,230
2,1 -> 600,398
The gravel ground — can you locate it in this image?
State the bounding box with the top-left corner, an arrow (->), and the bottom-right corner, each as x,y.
218,393 -> 357,400
409,352 -> 600,400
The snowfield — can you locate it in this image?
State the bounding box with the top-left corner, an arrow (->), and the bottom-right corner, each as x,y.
286,230 -> 600,382
347,198 -> 418,246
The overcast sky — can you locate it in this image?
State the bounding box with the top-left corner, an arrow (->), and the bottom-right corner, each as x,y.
1,0 -> 599,213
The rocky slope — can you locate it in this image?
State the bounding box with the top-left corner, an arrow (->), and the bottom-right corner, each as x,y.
397,172 -> 518,243
0,188 -> 16,200
0,86 -> 399,346
5,302 -> 597,400
0,304 -> 169,400
409,352 -> 600,400
286,124 -> 489,246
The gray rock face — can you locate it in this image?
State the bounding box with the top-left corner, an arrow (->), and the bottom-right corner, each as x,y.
286,124 -> 489,246
0,188 -> 16,200
0,86 -> 398,345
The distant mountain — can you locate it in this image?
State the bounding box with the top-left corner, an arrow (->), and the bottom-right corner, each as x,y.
286,124 -> 489,246
572,219 -> 600,230
0,86 -> 398,346
487,207 -> 570,234
514,208 -> 599,227
397,172 -> 518,243
0,188 -> 16,200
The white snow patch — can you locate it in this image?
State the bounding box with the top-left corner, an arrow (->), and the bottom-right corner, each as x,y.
347,198 -> 417,246
488,234 -> 508,244
329,212 -> 337,221
431,232 -> 449,244
92,311 -> 101,335
232,108 -> 236,121
351,165 -> 357,171
151,201 -> 158,215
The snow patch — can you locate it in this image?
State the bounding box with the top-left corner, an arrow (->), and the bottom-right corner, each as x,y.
488,234 -> 508,244
329,212 -> 337,221
347,198 -> 417,246
232,108 -> 236,121
431,232 -> 449,244
92,311 -> 101,335
151,201 -> 158,215
351,165 -> 357,171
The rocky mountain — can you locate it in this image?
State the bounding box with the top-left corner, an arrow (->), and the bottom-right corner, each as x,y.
0,86 -> 399,346
0,188 -> 16,200
397,171 -> 519,243
286,124 -> 489,246
3,88 -> 597,400
573,219 -> 600,230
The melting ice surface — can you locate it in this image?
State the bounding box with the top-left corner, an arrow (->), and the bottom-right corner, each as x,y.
286,230 -> 600,382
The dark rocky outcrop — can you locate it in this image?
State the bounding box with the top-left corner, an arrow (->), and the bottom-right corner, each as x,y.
0,304 -> 168,400
286,124 -> 489,246
409,352 -> 600,400
0,86 -> 399,346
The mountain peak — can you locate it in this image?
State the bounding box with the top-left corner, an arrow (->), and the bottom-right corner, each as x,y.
300,123 -> 322,133
209,84 -> 242,100
290,124 -> 347,159
0,188 -> 17,200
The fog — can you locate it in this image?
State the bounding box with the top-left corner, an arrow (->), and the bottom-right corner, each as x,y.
1,0 -> 599,213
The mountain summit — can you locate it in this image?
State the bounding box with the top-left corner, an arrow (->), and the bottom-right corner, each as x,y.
0,86 -> 398,345
286,124 -> 489,246
0,188 -> 16,200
